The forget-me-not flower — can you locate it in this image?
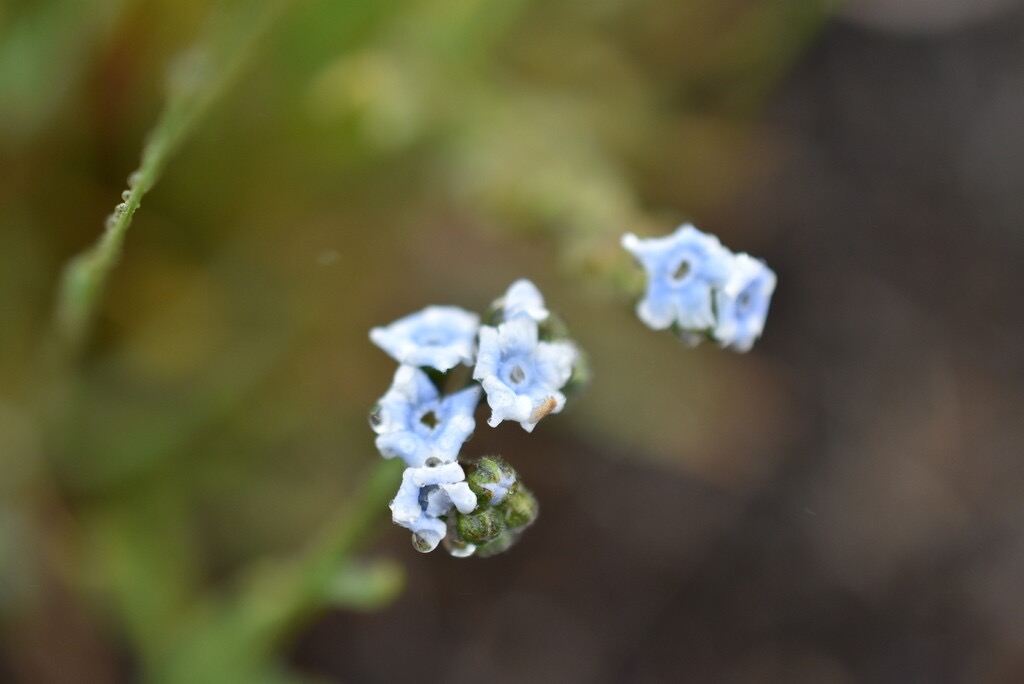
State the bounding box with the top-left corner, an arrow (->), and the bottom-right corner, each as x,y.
481,470 -> 516,505
473,317 -> 577,432
713,253 -> 777,352
621,224 -> 734,331
500,279 -> 549,323
390,460 -> 478,552
370,305 -> 479,372
371,365 -> 481,466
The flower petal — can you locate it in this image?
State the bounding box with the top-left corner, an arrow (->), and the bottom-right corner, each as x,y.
370,305 -> 479,371
502,279 -> 549,323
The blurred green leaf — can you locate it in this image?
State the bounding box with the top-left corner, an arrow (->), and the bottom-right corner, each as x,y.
147,460 -> 403,684
325,559 -> 405,612
0,0 -> 120,144
83,478 -> 200,664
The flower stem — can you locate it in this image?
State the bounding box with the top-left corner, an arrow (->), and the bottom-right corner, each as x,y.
149,458 -> 404,683
53,0 -> 288,355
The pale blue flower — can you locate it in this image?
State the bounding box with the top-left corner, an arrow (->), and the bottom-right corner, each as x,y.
473,318 -> 577,432
370,305 -> 479,372
390,460 -> 478,552
622,224 -> 734,331
500,279 -> 549,323
371,365 -> 481,466
481,470 -> 517,506
713,253 -> 777,352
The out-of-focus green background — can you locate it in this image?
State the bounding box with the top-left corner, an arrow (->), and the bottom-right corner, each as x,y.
2,0 -> 1024,682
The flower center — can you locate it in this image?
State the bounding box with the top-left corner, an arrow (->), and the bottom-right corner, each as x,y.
672,258 -> 692,282
420,410 -> 439,430
415,328 -> 447,346
418,484 -> 440,511
737,289 -> 753,314
509,364 -> 526,385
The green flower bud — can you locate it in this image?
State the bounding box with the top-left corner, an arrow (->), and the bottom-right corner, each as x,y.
467,455 -> 519,507
502,488 -> 539,530
456,507 -> 506,544
448,453 -> 541,557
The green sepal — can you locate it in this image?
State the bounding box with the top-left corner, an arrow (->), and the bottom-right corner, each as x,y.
456,507 -> 506,544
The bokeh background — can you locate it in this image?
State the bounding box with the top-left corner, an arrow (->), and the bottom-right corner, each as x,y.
2,0 -> 1024,682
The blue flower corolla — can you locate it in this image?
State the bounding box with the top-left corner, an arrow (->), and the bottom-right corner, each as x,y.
473,318 -> 577,433
390,461 -> 478,552
371,365 -> 481,466
713,253 -> 777,352
621,224 -> 734,331
500,279 -> 549,323
482,471 -> 517,506
370,305 -> 479,372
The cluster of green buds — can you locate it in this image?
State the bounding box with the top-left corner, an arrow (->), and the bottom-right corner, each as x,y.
445,456 -> 539,558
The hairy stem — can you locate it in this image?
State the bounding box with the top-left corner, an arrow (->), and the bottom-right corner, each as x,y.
53,0 -> 288,354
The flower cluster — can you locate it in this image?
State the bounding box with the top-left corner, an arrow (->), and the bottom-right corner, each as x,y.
369,280 -> 584,555
621,224 -> 777,352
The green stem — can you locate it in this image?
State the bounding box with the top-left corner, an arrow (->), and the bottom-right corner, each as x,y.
270,457 -> 405,632
150,458 -> 404,684
53,0 -> 288,355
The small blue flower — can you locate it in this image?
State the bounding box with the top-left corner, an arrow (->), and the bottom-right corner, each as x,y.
713,253 -> 777,352
622,224 -> 734,331
390,460 -> 478,552
370,305 -> 479,372
371,365 -> 481,466
482,471 -> 517,506
473,318 -> 577,432
500,279 -> 549,323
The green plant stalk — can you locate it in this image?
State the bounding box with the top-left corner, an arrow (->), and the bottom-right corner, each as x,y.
53,0 -> 288,354
256,456 -> 406,637
150,458 -> 404,684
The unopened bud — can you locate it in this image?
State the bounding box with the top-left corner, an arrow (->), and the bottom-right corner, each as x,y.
502,488 -> 539,530
456,507 -> 505,544
467,455 -> 518,507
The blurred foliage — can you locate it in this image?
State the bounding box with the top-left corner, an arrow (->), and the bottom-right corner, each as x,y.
0,0 -> 828,680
